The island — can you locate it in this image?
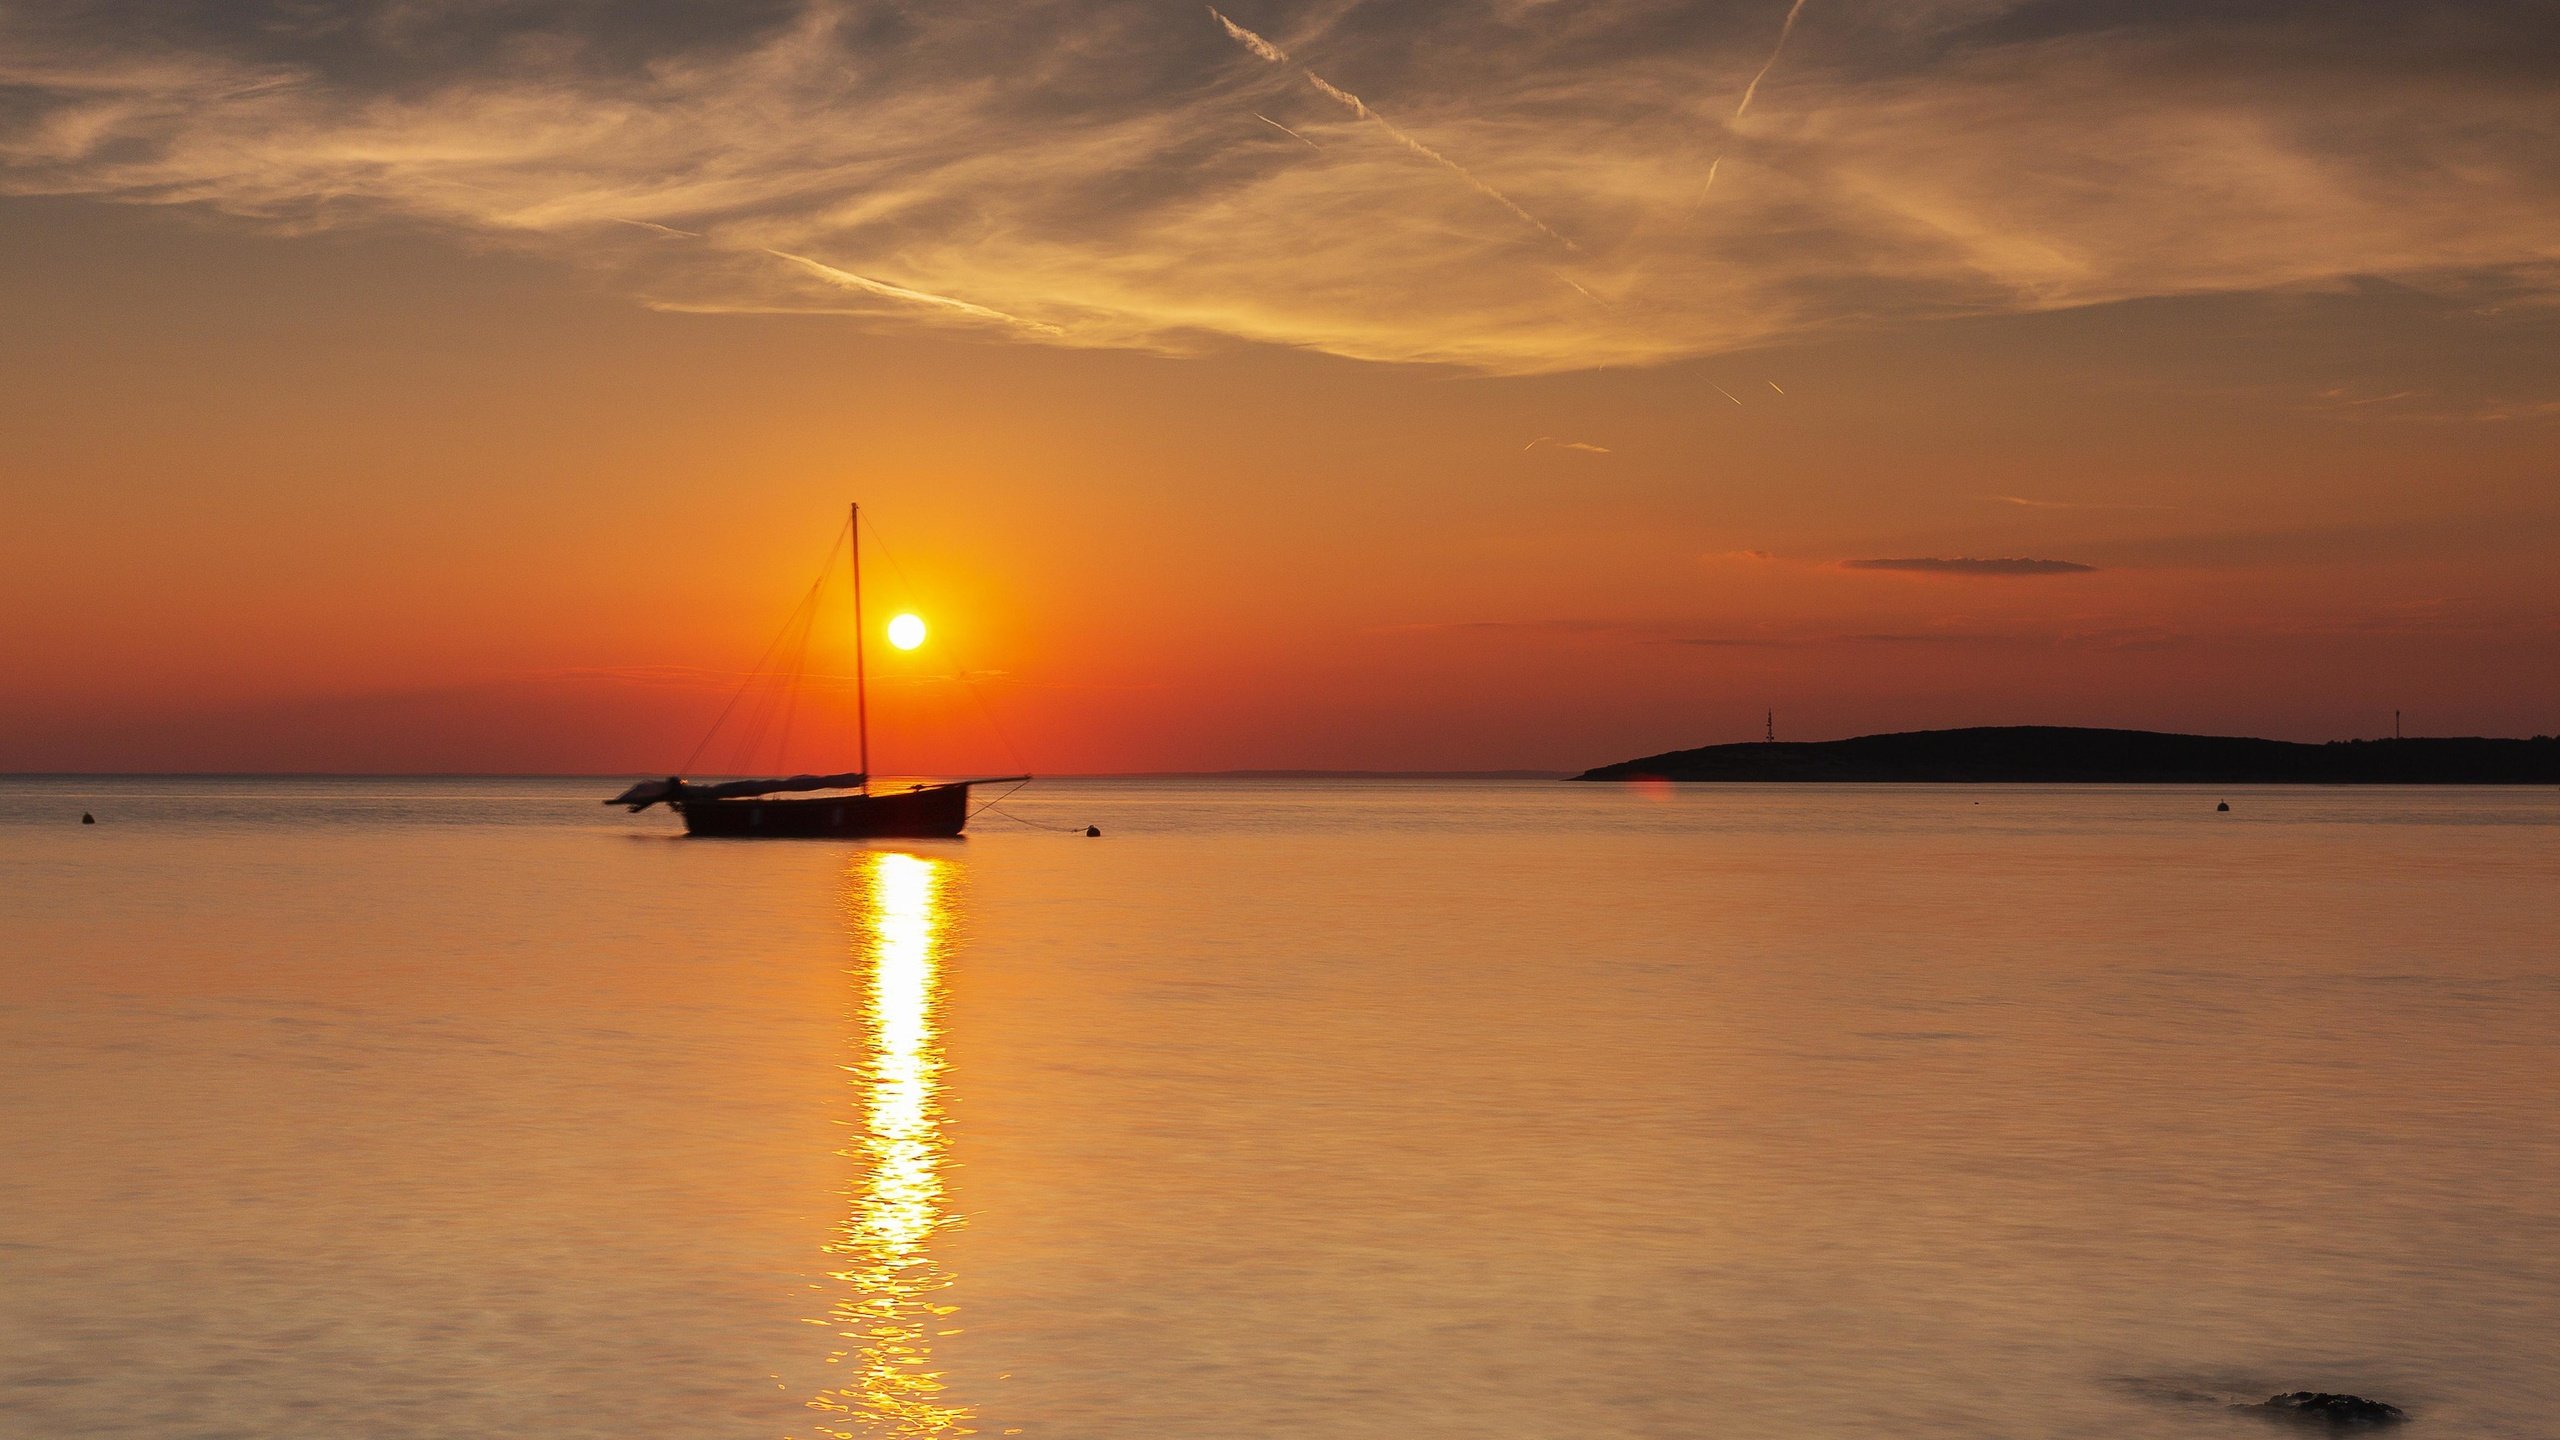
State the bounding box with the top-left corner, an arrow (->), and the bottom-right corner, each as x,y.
1576,726 -> 2560,784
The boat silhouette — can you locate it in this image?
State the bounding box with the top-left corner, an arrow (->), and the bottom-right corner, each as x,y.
606,504 -> 1025,837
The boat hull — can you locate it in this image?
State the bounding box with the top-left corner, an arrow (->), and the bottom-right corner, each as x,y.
676,783 -> 973,838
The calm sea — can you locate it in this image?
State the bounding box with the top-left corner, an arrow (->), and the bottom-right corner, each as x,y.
3,778 -> 2556,1439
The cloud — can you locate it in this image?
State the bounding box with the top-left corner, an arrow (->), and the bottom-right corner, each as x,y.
1524,436 -> 1611,453
1,1 -> 2555,371
1843,556 -> 2099,575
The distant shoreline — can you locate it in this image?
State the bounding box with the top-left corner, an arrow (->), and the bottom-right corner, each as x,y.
1,769 -> 1576,781
1578,726 -> 2560,784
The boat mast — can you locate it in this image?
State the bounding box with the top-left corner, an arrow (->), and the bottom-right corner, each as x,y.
850,502 -> 870,790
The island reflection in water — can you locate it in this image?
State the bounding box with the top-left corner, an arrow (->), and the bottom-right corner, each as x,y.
805,851 -> 969,1439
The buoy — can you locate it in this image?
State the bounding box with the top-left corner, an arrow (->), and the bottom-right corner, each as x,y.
1085,825 -> 1101,837
81,812 -> 95,824
2216,801 -> 2230,812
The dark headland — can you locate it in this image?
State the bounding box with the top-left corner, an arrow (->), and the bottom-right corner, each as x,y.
1577,726 -> 2560,784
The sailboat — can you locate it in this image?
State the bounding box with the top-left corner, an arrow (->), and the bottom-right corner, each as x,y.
605,504 -> 1026,837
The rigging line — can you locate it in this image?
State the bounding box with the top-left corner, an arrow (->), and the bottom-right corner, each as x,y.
677,522 -> 848,775
966,782 -> 1093,833
738,574 -> 823,776
768,565 -> 829,774
727,577 -> 815,774
858,514 -> 1037,778
982,802 -> 1092,833
964,779 -> 1033,821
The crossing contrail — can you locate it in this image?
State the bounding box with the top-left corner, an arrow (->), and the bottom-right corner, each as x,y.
610,217 -> 703,238
1255,112 -> 1322,149
1208,6 -> 1576,251
767,251 -> 1060,336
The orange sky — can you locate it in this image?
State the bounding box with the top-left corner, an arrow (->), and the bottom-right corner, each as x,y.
3,1 -> 2556,773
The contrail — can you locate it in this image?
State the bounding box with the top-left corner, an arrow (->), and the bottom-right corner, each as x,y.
1208,6 -> 1576,251
1733,0 -> 1810,120
1766,380 -> 1785,394
767,250 -> 1062,336
1212,7 -> 1290,63
1689,0 -> 1810,219
610,217 -> 703,238
1255,112 -> 1322,149
1685,154 -> 1722,218
1712,384 -> 1744,405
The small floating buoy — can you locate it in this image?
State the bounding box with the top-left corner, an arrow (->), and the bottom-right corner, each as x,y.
1085,825 -> 1101,837
2216,801 -> 2230,812
81,812 -> 95,824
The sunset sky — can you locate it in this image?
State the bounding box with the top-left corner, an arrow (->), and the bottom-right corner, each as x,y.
4,0 -> 2556,773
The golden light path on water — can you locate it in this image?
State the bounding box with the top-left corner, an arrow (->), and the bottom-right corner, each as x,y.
804,851 -> 970,1439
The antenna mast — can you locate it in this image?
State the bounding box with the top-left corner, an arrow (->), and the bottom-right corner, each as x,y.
851,503 -> 870,789
1765,708 -> 1775,743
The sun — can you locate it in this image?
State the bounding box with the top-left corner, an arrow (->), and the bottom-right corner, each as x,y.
886,613 -> 927,651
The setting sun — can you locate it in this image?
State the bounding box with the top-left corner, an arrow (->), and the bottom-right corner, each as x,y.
886,613 -> 927,651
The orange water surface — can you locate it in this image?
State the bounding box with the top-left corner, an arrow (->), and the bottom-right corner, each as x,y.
3,779 -> 2556,1438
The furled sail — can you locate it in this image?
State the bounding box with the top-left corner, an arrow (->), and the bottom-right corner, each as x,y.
689,771 -> 869,801
604,771 -> 867,811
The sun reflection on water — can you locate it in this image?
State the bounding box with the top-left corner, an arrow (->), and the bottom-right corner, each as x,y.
804,851 -> 970,1439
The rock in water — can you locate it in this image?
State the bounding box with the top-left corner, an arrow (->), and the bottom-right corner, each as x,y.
2246,1393 -> 2407,1426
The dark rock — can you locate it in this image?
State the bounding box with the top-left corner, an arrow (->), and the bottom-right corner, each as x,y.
2217,801 -> 2231,811
2242,1392 -> 2407,1426
1084,825 -> 1101,837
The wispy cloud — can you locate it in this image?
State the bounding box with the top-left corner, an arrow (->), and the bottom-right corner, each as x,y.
1843,556 -> 2099,576
1206,6 -> 1577,252
1525,436 -> 1611,453
1,1 -> 2554,371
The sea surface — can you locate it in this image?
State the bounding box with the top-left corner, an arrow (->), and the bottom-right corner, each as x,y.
2,777 -> 2556,1440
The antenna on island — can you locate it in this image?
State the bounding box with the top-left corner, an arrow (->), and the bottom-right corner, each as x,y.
2394,709 -> 2402,740
1765,708 -> 1775,743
